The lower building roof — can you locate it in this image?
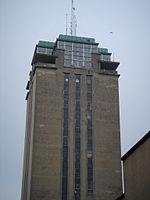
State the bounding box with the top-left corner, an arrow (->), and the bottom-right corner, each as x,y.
121,130 -> 150,160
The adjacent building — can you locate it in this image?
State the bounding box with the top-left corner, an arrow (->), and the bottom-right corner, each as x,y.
121,131 -> 150,200
21,34 -> 122,200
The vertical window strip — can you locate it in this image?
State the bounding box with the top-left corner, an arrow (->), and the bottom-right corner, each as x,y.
86,76 -> 93,194
62,73 -> 70,200
75,74 -> 81,200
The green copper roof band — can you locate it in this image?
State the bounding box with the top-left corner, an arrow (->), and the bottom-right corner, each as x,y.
98,48 -> 108,53
38,41 -> 55,48
98,48 -> 111,55
58,34 -> 95,44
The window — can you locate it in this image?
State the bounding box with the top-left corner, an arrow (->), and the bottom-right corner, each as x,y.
36,47 -> 53,55
59,41 -> 98,68
65,46 -> 72,51
100,54 -> 111,61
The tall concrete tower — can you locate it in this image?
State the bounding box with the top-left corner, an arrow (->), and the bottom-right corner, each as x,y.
21,34 -> 122,200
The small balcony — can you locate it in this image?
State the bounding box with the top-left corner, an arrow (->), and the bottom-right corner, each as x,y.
99,60 -> 119,75
31,45 -> 56,66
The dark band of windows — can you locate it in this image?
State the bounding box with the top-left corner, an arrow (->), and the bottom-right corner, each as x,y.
86,75 -> 93,194
75,74 -> 81,200
62,73 -> 70,200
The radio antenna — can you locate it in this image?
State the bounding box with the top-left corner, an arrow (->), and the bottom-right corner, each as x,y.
66,13 -> 68,35
70,0 -> 77,36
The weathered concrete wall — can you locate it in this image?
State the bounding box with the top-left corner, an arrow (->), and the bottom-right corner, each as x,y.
93,73 -> 122,200
30,68 -> 63,200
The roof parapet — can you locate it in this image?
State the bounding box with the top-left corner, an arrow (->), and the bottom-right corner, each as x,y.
98,48 -> 111,55
38,41 -> 55,48
58,34 -> 97,44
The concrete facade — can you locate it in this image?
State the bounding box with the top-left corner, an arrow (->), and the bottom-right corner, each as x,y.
122,131 -> 150,200
21,35 -> 122,200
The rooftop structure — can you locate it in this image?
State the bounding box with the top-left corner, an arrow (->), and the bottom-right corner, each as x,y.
32,34 -> 118,70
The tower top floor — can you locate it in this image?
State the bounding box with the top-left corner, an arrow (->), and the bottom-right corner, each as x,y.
31,34 -> 119,76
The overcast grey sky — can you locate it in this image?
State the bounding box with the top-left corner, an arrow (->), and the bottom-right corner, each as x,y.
0,0 -> 150,199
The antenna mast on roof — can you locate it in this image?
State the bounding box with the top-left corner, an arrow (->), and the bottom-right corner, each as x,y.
66,13 -> 68,35
70,0 -> 77,36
